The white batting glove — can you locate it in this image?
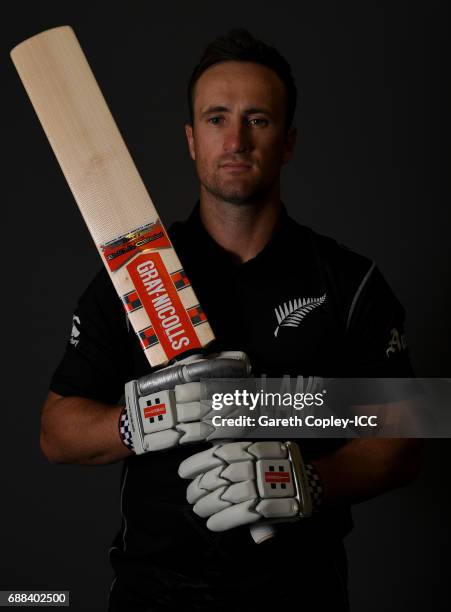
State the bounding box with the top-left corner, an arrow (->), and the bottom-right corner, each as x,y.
121,352 -> 251,454
178,441 -> 314,532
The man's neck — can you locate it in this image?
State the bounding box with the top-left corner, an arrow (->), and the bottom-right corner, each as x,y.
199,189 -> 282,264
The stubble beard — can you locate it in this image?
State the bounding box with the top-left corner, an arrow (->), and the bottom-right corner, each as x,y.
200,168 -> 276,207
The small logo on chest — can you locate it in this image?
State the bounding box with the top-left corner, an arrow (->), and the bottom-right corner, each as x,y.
386,327 -> 407,357
274,294 -> 326,337
69,314 -> 81,346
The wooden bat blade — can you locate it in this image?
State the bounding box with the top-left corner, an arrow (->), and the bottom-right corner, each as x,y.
11,26 -> 214,366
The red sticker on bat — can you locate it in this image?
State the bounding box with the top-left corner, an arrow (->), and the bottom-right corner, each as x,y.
101,221 -> 171,271
265,471 -> 291,483
127,252 -> 201,359
144,403 -> 166,419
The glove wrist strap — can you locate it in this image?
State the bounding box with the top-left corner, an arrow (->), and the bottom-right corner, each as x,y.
305,462 -> 324,510
118,406 -> 135,452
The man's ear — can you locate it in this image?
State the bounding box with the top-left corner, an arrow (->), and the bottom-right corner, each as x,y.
282,126 -> 297,164
185,124 -> 196,161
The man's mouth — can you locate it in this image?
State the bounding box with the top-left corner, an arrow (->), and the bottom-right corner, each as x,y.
220,162 -> 252,171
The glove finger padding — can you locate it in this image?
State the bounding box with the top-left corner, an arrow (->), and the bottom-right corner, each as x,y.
174,382 -> 201,403
208,500 -> 261,531
175,422 -> 213,445
179,441 -> 254,478
206,498 -> 300,536
179,441 -> 312,532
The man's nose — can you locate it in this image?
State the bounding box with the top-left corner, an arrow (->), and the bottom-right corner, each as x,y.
223,120 -> 250,154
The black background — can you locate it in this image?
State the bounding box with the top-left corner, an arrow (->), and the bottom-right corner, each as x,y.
2,1 -> 450,610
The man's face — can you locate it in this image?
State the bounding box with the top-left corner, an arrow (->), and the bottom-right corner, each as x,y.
185,61 -> 296,205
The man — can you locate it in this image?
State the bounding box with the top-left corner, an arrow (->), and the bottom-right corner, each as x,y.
41,30 -> 421,610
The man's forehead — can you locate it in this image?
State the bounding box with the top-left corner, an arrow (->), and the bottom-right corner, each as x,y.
193,61 -> 286,112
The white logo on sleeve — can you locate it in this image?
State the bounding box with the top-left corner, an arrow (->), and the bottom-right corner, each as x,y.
386,328 -> 407,357
274,294 -> 326,337
70,315 -> 81,347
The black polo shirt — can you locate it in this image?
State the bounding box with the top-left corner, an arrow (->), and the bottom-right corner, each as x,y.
50,204 -> 413,596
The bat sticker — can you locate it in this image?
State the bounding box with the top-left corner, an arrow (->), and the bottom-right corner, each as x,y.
127,253 -> 201,359
101,221 -> 171,271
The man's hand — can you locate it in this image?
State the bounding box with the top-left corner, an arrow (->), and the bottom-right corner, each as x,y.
178,441 -> 314,532
123,352 -> 251,453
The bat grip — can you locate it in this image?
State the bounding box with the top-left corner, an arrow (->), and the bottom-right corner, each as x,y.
137,357 -> 251,395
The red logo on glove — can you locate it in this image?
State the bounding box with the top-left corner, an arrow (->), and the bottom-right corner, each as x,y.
144,403 -> 166,419
264,471 -> 291,483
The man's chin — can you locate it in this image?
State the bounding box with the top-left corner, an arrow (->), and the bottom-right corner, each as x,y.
218,193 -> 257,206
203,183 -> 267,206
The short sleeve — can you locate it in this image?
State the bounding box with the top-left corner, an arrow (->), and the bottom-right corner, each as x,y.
346,265 -> 415,377
49,269 -> 134,403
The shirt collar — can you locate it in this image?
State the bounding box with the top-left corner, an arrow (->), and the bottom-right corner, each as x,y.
184,201 -> 294,270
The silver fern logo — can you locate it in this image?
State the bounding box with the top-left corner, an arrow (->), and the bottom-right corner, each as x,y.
274,294 -> 326,337
70,314 -> 81,347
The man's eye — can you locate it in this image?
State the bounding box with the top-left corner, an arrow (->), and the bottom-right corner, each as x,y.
249,118 -> 269,127
207,116 -> 223,125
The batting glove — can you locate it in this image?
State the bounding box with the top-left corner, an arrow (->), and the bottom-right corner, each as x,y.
178,441 -> 317,532
120,352 -> 251,453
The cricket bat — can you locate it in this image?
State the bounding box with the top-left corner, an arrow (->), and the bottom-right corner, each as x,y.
11,25 -> 214,367
11,25 -> 275,543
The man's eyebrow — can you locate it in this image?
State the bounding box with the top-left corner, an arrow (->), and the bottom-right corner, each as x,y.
243,107 -> 272,116
199,106 -> 273,117
200,105 -> 230,117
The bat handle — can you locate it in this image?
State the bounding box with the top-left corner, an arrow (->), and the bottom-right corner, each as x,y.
250,523 -> 277,544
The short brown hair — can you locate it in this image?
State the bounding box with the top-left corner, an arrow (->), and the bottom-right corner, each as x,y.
187,29 -> 297,129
